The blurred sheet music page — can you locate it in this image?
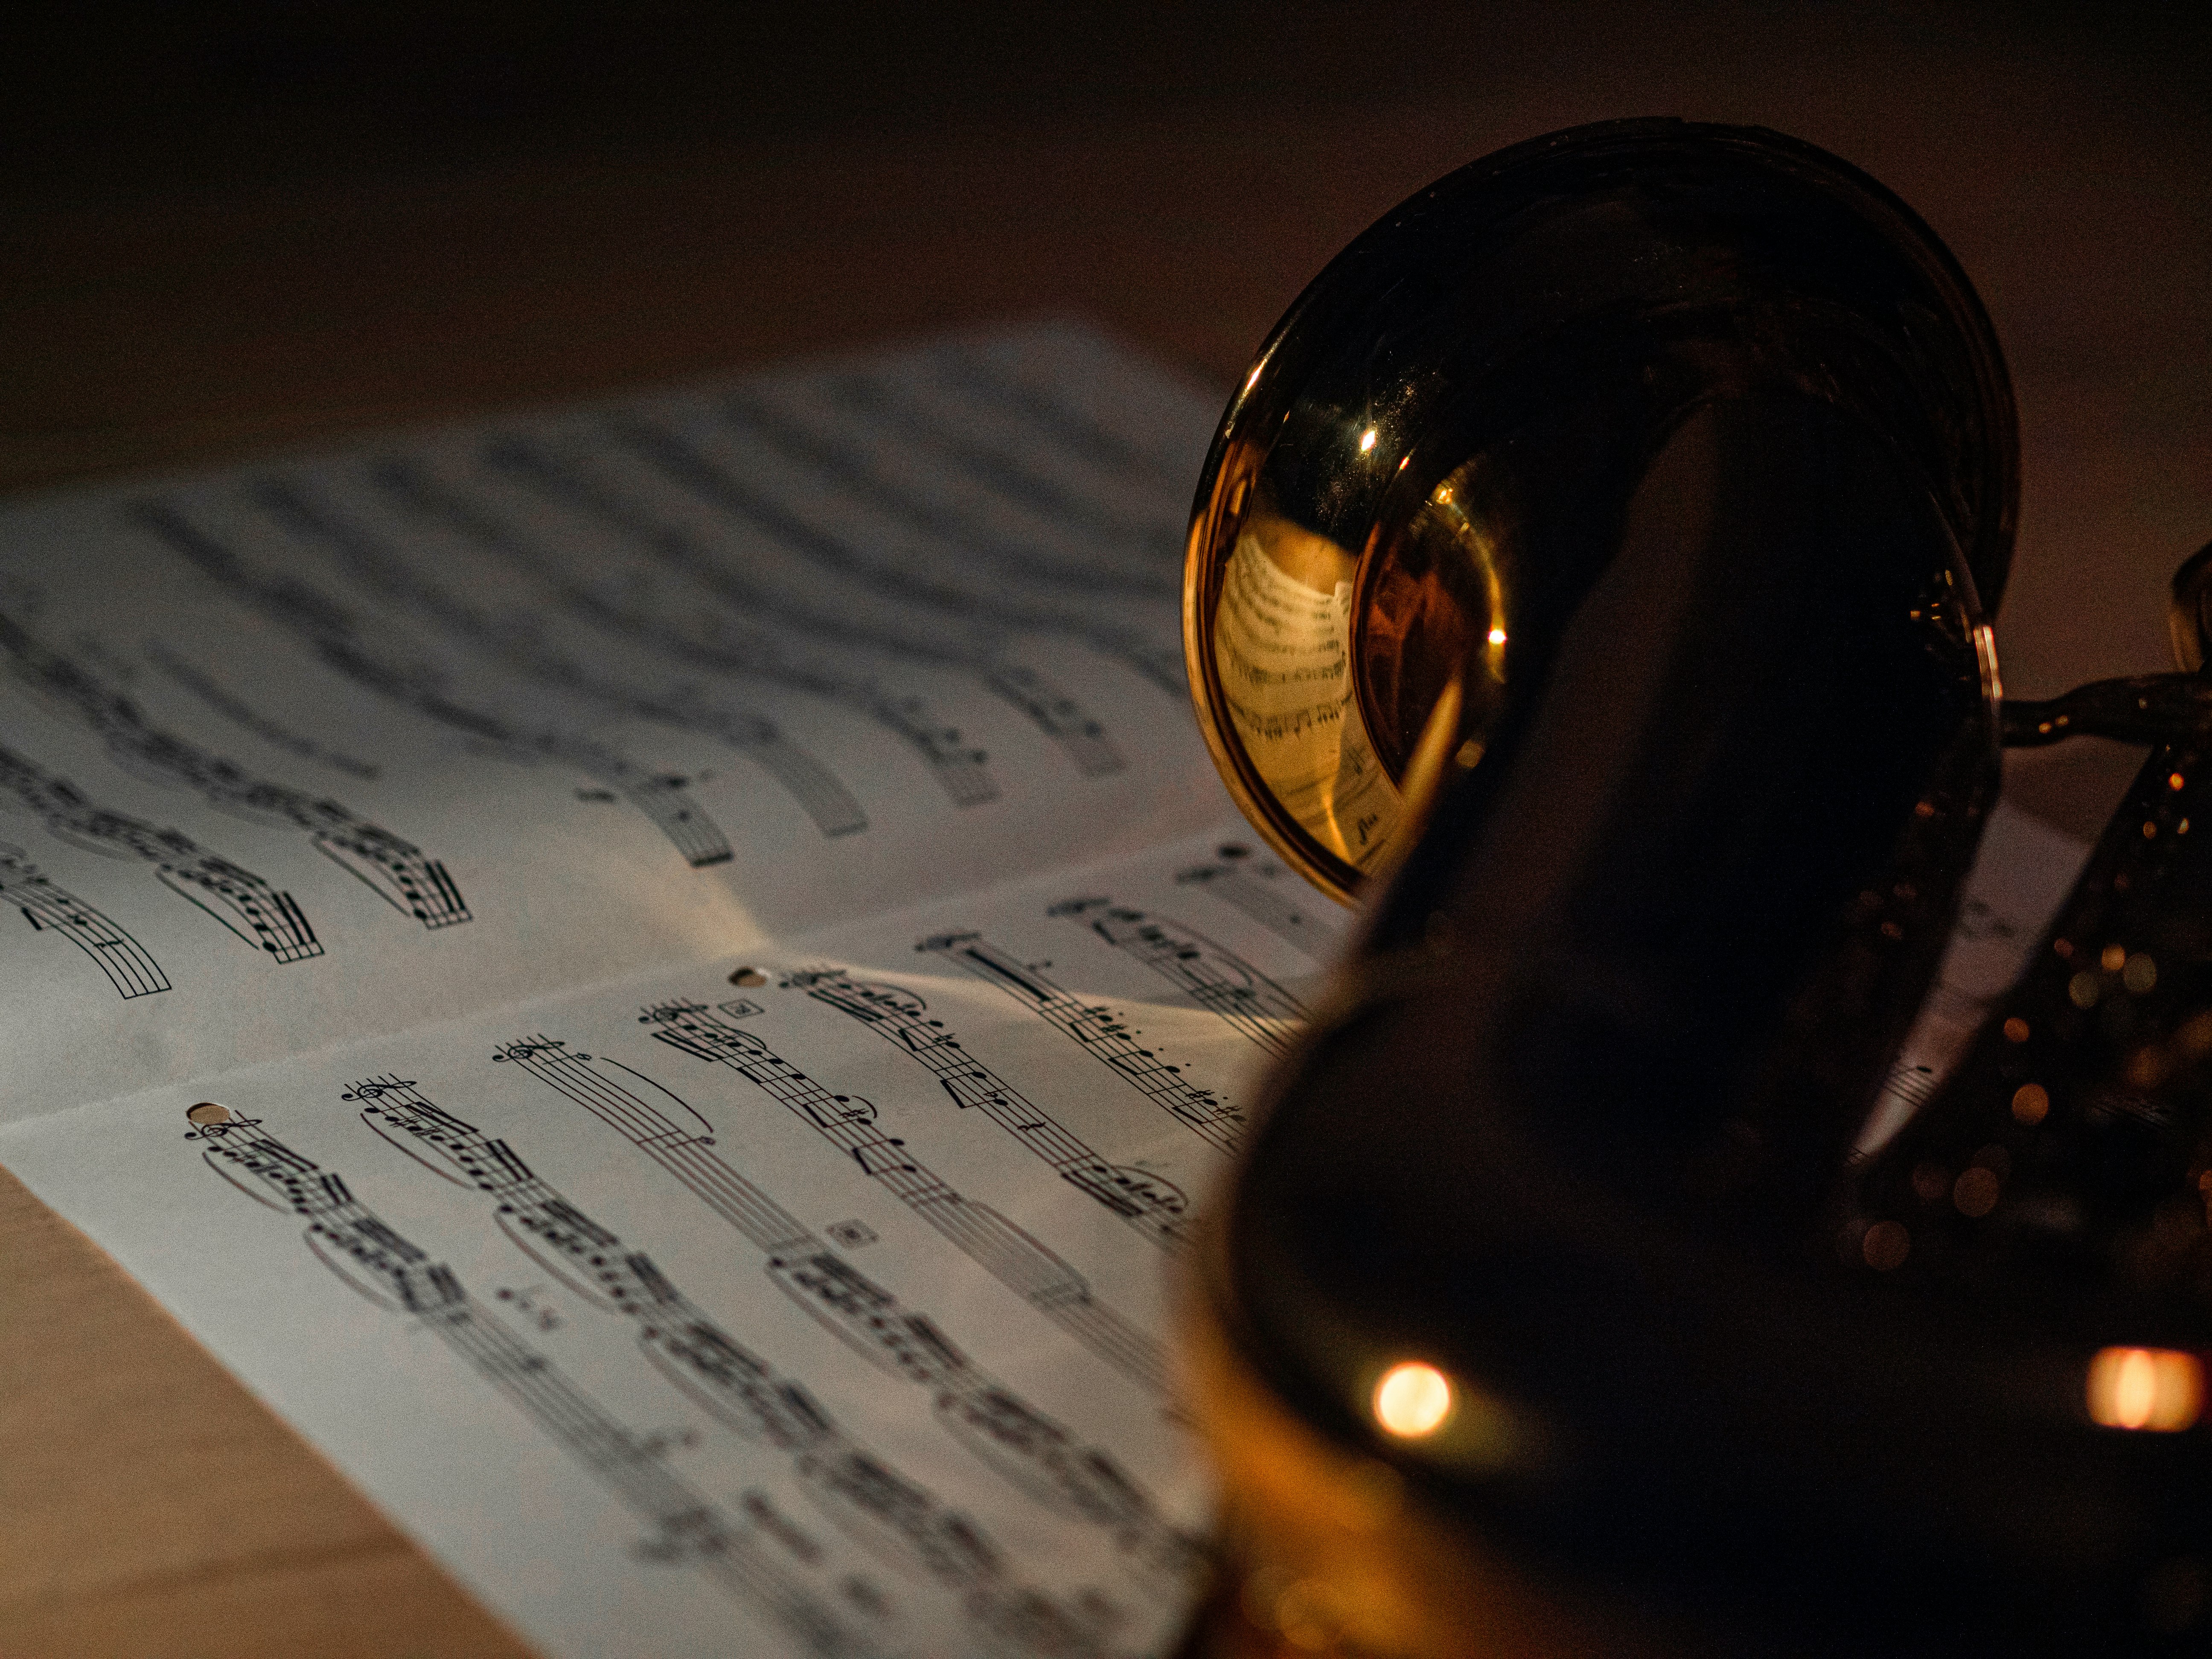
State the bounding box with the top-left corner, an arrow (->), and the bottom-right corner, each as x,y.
0,321 -> 1340,1659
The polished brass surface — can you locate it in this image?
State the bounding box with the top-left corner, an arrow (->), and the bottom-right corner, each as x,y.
1182,117 -> 2017,905
1179,119 -> 2212,1656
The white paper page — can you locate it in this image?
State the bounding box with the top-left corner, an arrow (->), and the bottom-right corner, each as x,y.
1855,797 -> 2095,1155
0,824 -> 1343,1659
0,321 -> 1234,1121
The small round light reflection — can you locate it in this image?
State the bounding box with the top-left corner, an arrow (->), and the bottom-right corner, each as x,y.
1373,1361 -> 1453,1438
2087,1347 -> 2204,1432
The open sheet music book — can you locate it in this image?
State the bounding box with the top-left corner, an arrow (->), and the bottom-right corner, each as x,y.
0,321 -> 2085,1659
0,322 -> 1348,1659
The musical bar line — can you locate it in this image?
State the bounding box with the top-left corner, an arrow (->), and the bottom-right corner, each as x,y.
343,1073 -> 1118,1657
0,840 -> 169,997
381,456 -> 1006,809
133,501 -> 741,868
490,1034 -> 1195,1579
0,740 -> 321,963
1048,899 -> 1305,1057
918,934 -> 1245,1155
185,1106 -> 877,1657
634,1002 -> 1172,1400
789,968 -> 1190,1254
0,608 -> 469,929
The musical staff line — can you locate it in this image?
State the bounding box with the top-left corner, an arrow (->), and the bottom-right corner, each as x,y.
1048,899 -> 1304,1057
490,1035 -> 1195,1579
632,1003 -> 1171,1399
184,1106 -> 879,1658
341,1074 -> 1118,1656
147,641 -> 382,781
611,419 -> 1189,700
0,741 -> 321,962
936,352 -> 1193,498
789,968 -> 1190,1254
1173,851 -> 1345,959
724,389 -> 1175,601
0,610 -> 469,929
0,840 -> 169,996
377,456 -> 1003,808
917,934 -> 1244,1155
251,479 -> 868,839
486,437 -> 1126,781
133,501 -> 740,867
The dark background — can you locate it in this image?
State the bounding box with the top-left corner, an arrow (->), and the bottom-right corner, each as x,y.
3,0 -> 2209,756
6,3 -> 2208,206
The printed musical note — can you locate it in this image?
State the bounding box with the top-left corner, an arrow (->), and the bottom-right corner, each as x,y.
611,419 -> 1189,699
0,840 -> 169,996
632,1002 -> 1173,1400
249,478 -> 871,839
789,968 -> 1189,1254
341,1074 -> 1120,1653
0,741 -> 321,962
0,609 -> 468,928
936,350 -> 1195,499
378,456 -> 1014,806
1049,899 -> 1304,1057
917,934 -> 1245,1155
484,437 -> 1126,781
490,1036 -> 1196,1580
727,387 -> 1177,599
183,1104 -> 880,1657
132,501 -> 744,866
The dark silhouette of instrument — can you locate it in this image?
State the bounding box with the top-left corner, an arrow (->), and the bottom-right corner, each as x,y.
1176,118 -> 2212,1656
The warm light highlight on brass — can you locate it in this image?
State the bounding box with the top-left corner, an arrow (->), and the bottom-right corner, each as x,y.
2087,1348 -> 2204,1432
1372,1362 -> 1454,1438
1202,514 -> 1404,882
1183,410 -> 1515,903
1177,1259 -> 1705,1659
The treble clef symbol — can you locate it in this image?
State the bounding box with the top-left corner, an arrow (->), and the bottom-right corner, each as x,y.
341,1077 -> 418,1101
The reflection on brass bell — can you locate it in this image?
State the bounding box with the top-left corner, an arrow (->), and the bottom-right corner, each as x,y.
1176,119 -> 2212,1656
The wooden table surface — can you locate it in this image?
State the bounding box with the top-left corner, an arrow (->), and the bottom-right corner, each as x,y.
4,7 -> 2208,1653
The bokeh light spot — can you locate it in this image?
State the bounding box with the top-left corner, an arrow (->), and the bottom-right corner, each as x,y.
1953,1166 -> 2002,1217
2088,1348 -> 2203,1432
1862,1220 -> 1911,1271
1373,1362 -> 1453,1438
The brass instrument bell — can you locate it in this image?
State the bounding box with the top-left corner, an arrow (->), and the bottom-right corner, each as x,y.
1177,119 -> 2212,1656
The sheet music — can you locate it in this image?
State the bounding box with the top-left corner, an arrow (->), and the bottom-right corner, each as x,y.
0,323 -> 1231,1123
0,315 -> 2102,1659
2,824 -> 1322,1659
0,321 -> 1319,1659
